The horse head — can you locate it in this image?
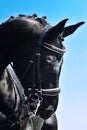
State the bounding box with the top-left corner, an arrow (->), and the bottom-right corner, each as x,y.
0,14 -> 84,125
38,19 -> 84,119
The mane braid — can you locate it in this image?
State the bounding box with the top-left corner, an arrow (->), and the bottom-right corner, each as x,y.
1,14 -> 48,26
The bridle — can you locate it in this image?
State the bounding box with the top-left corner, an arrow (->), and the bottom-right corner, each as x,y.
0,25 -> 66,128
20,24 -> 66,114
20,24 -> 66,110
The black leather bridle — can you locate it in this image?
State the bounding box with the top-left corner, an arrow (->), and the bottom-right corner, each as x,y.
0,25 -> 66,128
20,25 -> 66,115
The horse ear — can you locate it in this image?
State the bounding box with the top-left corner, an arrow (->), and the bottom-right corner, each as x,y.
44,19 -> 68,42
63,22 -> 85,37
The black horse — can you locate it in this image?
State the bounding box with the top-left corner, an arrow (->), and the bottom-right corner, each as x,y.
0,14 -> 84,130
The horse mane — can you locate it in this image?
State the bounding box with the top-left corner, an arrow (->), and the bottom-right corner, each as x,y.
1,14 -> 48,26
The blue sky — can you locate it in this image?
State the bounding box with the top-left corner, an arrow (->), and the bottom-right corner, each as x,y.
0,1 -> 87,130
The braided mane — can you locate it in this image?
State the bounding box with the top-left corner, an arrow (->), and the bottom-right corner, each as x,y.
2,14 -> 48,26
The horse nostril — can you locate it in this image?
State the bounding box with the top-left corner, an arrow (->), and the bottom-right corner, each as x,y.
46,105 -> 54,115
47,110 -> 53,115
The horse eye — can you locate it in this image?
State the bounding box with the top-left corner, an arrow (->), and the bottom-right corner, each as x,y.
46,56 -> 52,64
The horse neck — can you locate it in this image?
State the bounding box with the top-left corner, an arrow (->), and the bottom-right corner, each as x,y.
0,18 -> 46,87
12,26 -> 44,88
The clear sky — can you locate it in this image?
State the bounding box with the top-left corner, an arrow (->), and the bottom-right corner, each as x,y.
0,1 -> 87,130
